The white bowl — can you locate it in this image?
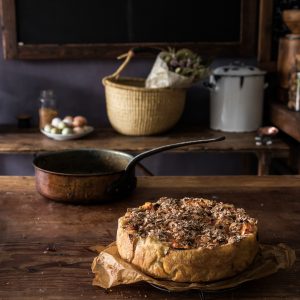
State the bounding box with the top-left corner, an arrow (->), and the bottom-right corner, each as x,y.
41,126 -> 94,141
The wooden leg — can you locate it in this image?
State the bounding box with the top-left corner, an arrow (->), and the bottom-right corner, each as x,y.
257,152 -> 270,176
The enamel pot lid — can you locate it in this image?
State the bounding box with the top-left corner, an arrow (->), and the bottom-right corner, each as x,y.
212,63 -> 266,77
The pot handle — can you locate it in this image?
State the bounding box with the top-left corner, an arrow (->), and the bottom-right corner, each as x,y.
203,81 -> 216,90
125,136 -> 225,175
106,136 -> 225,198
136,162 -> 154,176
203,75 -> 219,91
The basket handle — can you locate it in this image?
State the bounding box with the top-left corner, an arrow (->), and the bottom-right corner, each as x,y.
108,47 -> 162,80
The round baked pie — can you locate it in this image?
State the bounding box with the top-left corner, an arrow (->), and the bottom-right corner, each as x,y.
117,197 -> 258,282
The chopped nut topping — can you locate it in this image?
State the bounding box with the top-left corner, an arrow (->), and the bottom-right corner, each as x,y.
123,197 -> 257,249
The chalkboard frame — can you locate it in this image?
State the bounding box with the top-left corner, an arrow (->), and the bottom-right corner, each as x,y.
0,0 -> 260,60
257,0 -> 275,70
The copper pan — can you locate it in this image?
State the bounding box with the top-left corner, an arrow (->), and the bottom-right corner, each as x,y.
33,136 -> 225,204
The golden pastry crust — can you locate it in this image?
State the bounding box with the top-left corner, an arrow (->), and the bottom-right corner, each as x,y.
117,197 -> 259,282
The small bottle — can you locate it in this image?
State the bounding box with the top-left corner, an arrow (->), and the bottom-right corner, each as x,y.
288,54 -> 300,111
38,90 -> 58,129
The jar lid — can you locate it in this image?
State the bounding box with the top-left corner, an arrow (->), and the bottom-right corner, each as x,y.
212,64 -> 266,76
40,89 -> 55,98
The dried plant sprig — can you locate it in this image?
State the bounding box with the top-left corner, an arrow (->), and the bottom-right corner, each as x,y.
160,48 -> 209,81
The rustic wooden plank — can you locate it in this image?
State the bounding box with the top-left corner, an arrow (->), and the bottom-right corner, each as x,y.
0,126 -> 291,176
16,42 -> 246,60
136,175 -> 300,189
257,152 -> 270,176
239,0 -> 258,57
257,0 -> 273,63
0,176 -> 299,299
1,175 -> 300,190
0,0 -> 17,59
271,102 -> 300,142
0,126 -> 290,154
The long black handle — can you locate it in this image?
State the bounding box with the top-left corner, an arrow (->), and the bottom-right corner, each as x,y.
107,136 -> 225,199
125,136 -> 225,174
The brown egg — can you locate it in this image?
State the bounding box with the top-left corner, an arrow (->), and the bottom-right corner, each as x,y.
73,116 -> 87,127
63,116 -> 74,127
73,126 -> 85,134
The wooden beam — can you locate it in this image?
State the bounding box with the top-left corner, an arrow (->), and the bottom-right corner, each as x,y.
15,42 -> 246,60
0,0 -> 17,59
257,0 -> 274,63
271,102 -> 300,142
240,0 -> 259,57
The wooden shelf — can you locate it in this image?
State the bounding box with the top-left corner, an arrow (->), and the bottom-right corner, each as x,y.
271,102 -> 300,142
0,126 -> 289,154
0,125 -> 290,176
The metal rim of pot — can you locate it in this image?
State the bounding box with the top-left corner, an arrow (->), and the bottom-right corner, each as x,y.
33,149 -> 134,177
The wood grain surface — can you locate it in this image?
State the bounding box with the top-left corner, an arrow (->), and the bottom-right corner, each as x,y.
257,0 -> 273,63
0,176 -> 299,299
0,126 -> 289,154
271,102 -> 300,142
0,126 -> 290,175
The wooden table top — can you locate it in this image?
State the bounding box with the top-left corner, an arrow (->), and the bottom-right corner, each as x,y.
0,176 -> 299,299
0,126 -> 289,154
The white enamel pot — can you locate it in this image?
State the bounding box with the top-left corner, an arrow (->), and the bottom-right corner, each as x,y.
204,64 -> 267,132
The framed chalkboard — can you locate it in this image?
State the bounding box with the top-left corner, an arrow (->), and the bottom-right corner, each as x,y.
0,0 -> 259,59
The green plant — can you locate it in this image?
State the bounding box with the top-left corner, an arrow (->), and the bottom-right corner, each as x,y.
160,48 -> 208,80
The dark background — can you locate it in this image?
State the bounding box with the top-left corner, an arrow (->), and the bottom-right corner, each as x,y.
16,0 -> 241,44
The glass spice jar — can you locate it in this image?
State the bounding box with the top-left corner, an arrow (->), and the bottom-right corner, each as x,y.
38,90 -> 58,129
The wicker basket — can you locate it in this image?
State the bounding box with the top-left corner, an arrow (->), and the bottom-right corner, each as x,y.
102,49 -> 186,136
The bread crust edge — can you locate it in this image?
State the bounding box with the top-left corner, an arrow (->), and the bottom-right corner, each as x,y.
116,216 -> 259,282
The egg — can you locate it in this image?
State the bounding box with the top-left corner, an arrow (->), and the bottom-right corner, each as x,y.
51,117 -> 62,128
43,124 -> 53,133
73,126 -> 85,134
73,116 -> 87,127
57,121 -> 67,130
50,127 -> 60,134
63,116 -> 73,127
62,127 -> 73,135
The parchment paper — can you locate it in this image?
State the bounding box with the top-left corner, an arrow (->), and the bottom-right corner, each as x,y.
91,242 -> 295,292
145,55 -> 194,89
